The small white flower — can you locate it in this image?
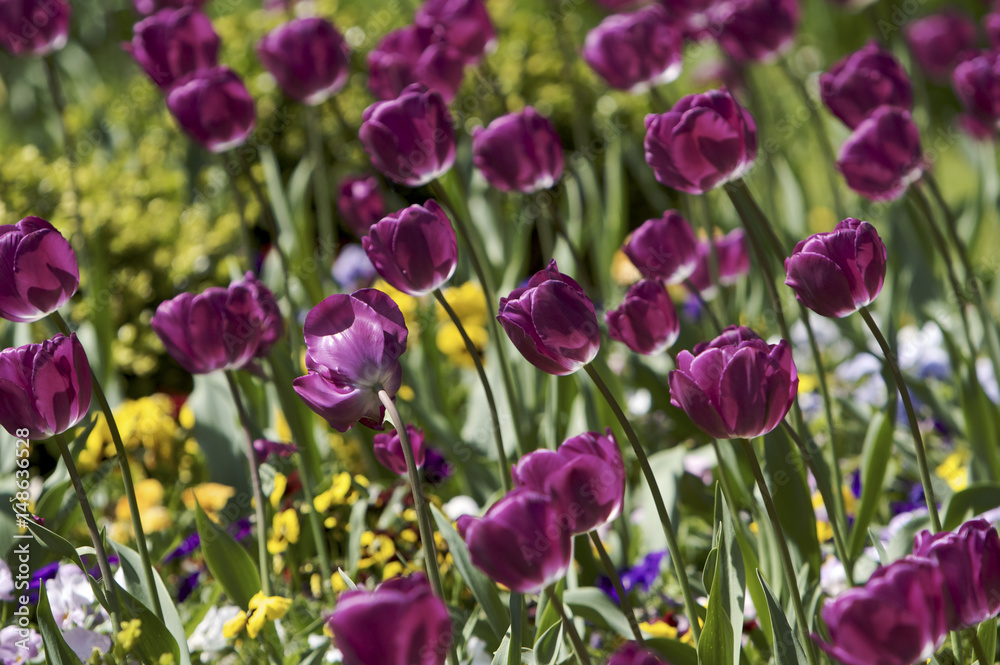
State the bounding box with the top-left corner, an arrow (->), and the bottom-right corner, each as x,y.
188,606 -> 243,662
443,496 -> 480,521
0,560 -> 14,602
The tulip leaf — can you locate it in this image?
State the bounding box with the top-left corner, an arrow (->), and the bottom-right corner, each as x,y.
509,591 -> 522,665
431,505 -> 510,640
849,410 -> 896,559
336,568 -> 358,591
960,367 -> 1000,482
868,528 -> 889,565
188,372 -> 248,495
193,499 -> 261,610
491,635 -> 510,665
634,448 -> 686,553
756,571 -> 807,665
346,494 -> 368,577
644,638 -> 699,665
37,585 -> 84,665
24,519 -> 110,612
762,430 -> 821,580
562,587 -> 634,639
713,485 -> 746,665
942,483 -> 1000,530
978,617 -> 997,664
113,578 -> 182,665
533,618 -> 564,665
697,540 -> 735,665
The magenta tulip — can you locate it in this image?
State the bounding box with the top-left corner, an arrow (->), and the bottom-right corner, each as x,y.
988,13 -> 1000,50
337,175 -> 386,237
820,42 -> 913,129
837,106 -> 923,202
607,643 -> 670,665
622,210 -> 698,283
607,280 -> 680,355
0,334 -> 91,440
415,0 -> 496,64
373,424 -> 426,476
582,6 -> 682,93
166,67 -> 256,153
232,272 -> 283,357
362,200 -> 457,296
0,216 -> 79,323
686,229 -> 751,297
952,50 -> 1000,128
256,18 -> 349,105
0,0 -> 70,56
472,108 -> 564,193
367,26 -> 466,103
124,8 -> 219,90
133,0 -> 204,14
905,11 -> 977,80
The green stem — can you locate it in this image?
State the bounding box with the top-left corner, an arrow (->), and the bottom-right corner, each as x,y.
545,584 -> 593,665
858,307 -> 942,532
50,312 -> 163,621
433,289 -> 511,492
305,106 -> 335,262
54,432 -> 121,635
224,371 -> 272,596
583,363 -> 701,644
377,390 -> 460,665
684,278 -> 723,334
589,532 -> 645,644
739,438 -> 820,665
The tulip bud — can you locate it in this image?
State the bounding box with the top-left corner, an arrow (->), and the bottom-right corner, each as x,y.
359,84 -> 456,187
497,259 -> 600,376
784,218 -> 887,319
952,50 -> 1000,128
0,334 -> 92,440
337,175 -> 387,237
622,210 -> 698,283
607,280 -> 680,355
166,67 -> 256,153
904,11 -> 977,81
836,106 -> 923,202
124,8 -> 220,90
362,200 -> 458,296
711,0 -> 800,64
0,216 -> 79,323
820,42 -> 913,129
644,88 -> 757,194
686,229 -> 751,297
367,26 -> 466,103
256,18 -> 349,106
373,424 -> 426,476
415,0 -> 496,64
0,0 -> 70,57
582,6 -> 683,93
472,108 -> 564,193
232,272 -> 284,357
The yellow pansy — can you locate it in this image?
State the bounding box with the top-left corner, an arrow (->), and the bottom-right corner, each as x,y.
314,472 -> 355,512
798,374 -> 820,394
436,323 -> 488,368
223,611 -> 247,639
267,509 -> 301,554
113,479 -> 172,541
640,620 -> 678,639
83,394 -> 179,471
117,619 -> 142,652
181,483 -> 236,521
270,472 -> 288,510
435,282 -> 488,325
359,531 -> 397,569
936,449 -> 970,492
382,561 -> 405,580
244,592 -> 291,639
611,248 -> 642,286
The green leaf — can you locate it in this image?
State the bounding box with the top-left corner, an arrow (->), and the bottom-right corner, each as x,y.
114,580 -> 181,665
757,571 -> 807,665
346,495 -> 368,577
509,591 -> 522,665
868,528 -> 889,565
491,635 -> 510,665
698,540 -> 735,665
188,372 -> 248,495
24,519 -> 109,611
762,431 -> 820,581
977,617 -> 997,664
193,499 -> 261,609
849,411 -> 896,559
960,367 -> 1000,481
714,486 -> 746,665
942,483 -> 1000,530
533,618 -> 564,665
37,585 -> 84,665
431,505 -> 510,640
634,448 -> 686,553
562,587 -> 634,639
644,638 -> 699,665
336,568 -> 358,591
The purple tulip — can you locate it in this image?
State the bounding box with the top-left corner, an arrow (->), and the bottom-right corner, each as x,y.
232,272 -> 283,357
957,111 -> 994,141
784,218 -> 887,319
373,424 -> 426,476
813,556 -> 948,665
913,519 -> 1000,630
367,26 -> 466,103
905,11 -> 978,80
622,210 -> 698,283
0,0 -> 70,56
668,326 -> 797,439
166,66 -> 256,153
124,8 -> 219,90
952,50 -> 1000,127
256,18 -> 349,106
133,0 -> 205,15
820,42 -> 913,129
0,334 -> 91,440
293,289 -> 408,432
582,6 -> 683,93
606,642 -> 669,665
511,429 -> 625,534
644,88 -> 757,195
837,106 -> 923,202
327,573 -> 452,665
362,200 -> 457,296
463,489 -> 574,593
607,280 -> 680,355
497,259 -> 600,376
711,0 -> 800,63
414,0 -> 496,64
253,439 -> 298,463
988,13 -> 1000,50
472,108 -> 564,193
662,0 -> 724,41
337,175 -> 386,237
359,84 -> 456,187
0,216 -> 79,323
686,229 -> 751,296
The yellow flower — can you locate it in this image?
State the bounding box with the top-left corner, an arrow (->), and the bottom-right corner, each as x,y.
435,282 -> 488,327
314,472 -> 354,512
246,592 -> 291,639
270,472 -> 288,510
117,619 -> 142,652
332,573 -> 348,592
936,449 -> 970,492
640,620 -> 678,639
359,531 -> 396,569
436,323 -> 488,368
382,561 -> 405,580
182,483 -> 236,521
84,395 -> 179,471
798,374 -> 820,395
267,509 -> 300,554
113,479 -> 172,540
223,611 -> 247,639
611,248 -> 642,286
397,385 -> 415,401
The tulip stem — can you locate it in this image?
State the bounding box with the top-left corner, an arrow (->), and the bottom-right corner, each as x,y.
739,438 -> 820,665
858,307 -> 943,532
305,106 -> 335,267
545,585 -> 593,665
49,311 -> 164,622
583,363 -> 701,645
433,289 -> 512,492
683,279 -> 723,334
589,532 -> 645,645
224,370 -> 273,596
53,432 -> 122,636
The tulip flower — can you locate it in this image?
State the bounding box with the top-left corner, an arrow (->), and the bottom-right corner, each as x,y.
784,218 -> 887,319
232,272 -> 283,357
814,556 -> 948,665
582,6 -> 683,93
913,519 -> 1000,630
711,0 -> 799,63
362,200 -> 458,296
0,0 -> 70,56
367,26 -> 466,103
359,84 -> 456,187
327,573 -> 452,665
622,210 -> 698,283
373,424 -> 426,476
0,334 -> 92,440
415,0 -> 496,64
497,259 -> 600,376
836,106 -> 923,202
820,42 -> 913,129
607,643 -> 669,665
904,11 -> 977,80
471,108 -> 564,193
124,7 -> 220,90
462,489 -> 574,593
644,88 -> 757,195
952,50 -> 1000,128
293,289 -> 408,432
606,280 -> 680,355
0,216 -> 79,323
166,66 -> 256,153
686,229 -> 751,297
668,326 -> 798,440
337,175 -> 387,237
256,18 -> 349,105
988,13 -> 1000,50
511,429 -> 625,534
133,0 -> 204,14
